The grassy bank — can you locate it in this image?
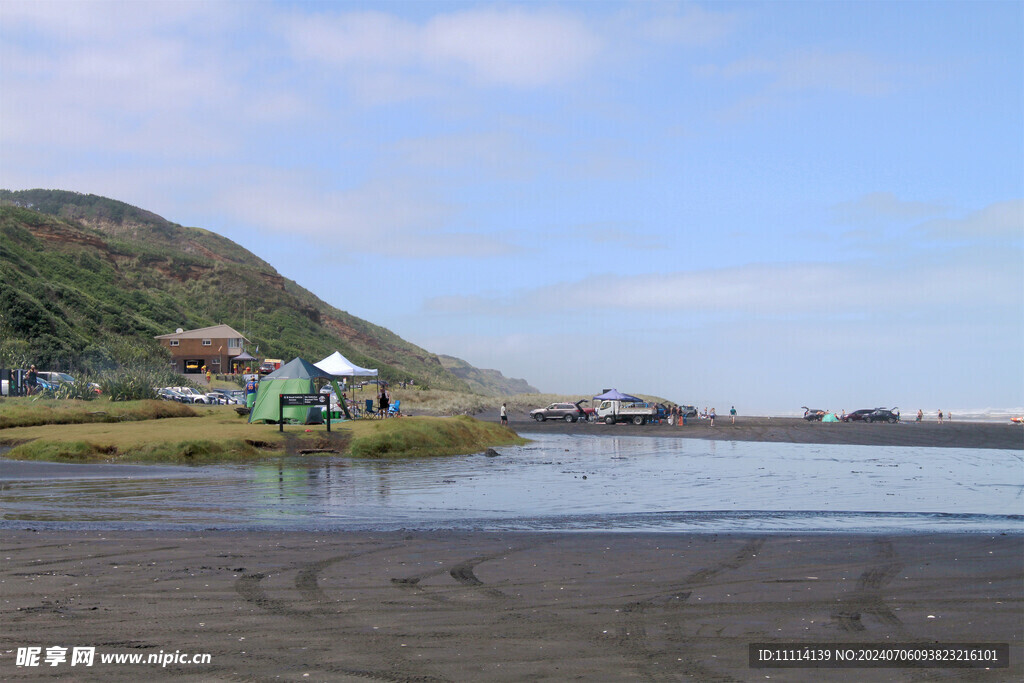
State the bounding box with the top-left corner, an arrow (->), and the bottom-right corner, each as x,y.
346,415 -> 525,458
0,400 -> 524,463
0,397 -> 197,429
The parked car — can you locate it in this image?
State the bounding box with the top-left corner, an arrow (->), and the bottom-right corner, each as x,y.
158,387 -> 190,402
37,371 -> 76,385
675,405 -> 698,418
802,407 -> 826,421
156,388 -> 175,401
207,389 -> 243,405
32,378 -> 56,395
866,408 -> 900,423
166,386 -> 212,404
530,401 -> 591,423
37,371 -> 103,395
208,387 -> 244,403
843,409 -> 876,422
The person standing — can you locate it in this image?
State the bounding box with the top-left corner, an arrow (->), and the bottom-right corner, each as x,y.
500,402 -> 508,425
916,409 -> 923,422
938,410 -> 943,424
710,407 -> 716,427
25,365 -> 38,396
730,406 -> 737,424
245,375 -> 259,410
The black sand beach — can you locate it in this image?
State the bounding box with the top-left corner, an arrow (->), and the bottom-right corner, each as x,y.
1,531 -> 1022,681
2,420 -> 1022,681
492,414 -> 1024,450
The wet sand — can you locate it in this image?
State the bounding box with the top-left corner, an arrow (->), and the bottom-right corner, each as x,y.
488,414 -> 1024,450
1,530 -> 1021,681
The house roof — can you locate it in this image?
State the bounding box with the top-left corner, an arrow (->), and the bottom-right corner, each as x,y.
154,324 -> 248,341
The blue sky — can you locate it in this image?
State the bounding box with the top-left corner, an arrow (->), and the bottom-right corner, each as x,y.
2,1 -> 1022,415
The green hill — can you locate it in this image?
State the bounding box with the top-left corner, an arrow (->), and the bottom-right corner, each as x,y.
0,189 -> 512,392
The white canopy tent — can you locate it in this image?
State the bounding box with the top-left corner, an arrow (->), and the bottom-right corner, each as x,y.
315,351 -> 378,378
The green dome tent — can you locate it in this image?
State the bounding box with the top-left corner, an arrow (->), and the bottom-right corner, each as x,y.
248,358 -> 338,424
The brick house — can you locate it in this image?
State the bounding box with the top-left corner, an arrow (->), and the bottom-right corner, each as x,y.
155,325 -> 250,376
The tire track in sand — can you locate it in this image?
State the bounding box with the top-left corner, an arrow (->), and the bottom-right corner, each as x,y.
235,544 -> 403,617
830,538 -> 905,633
616,538 -> 766,683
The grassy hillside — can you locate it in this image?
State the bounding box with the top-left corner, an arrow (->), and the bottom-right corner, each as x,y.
0,189 -> 488,391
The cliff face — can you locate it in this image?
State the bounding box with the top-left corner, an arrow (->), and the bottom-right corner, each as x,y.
0,190 -> 517,392
438,355 -> 539,397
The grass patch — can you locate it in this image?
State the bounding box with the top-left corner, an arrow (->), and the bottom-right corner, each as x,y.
346,415 -> 526,458
4,438 -> 266,464
0,406 -> 522,463
0,397 -> 196,429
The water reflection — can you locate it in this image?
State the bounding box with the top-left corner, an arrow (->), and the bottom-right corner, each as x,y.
1,435 -> 1022,532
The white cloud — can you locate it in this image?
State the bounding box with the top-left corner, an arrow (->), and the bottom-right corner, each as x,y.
283,6 -> 602,97
698,50 -> 901,96
424,248 -> 1020,316
391,131 -> 536,180
831,192 -> 948,226
210,173 -> 520,259
424,7 -> 601,87
639,3 -> 743,47
915,200 -> 1024,241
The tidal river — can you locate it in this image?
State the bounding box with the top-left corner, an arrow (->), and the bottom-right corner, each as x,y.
1,434 -> 1022,533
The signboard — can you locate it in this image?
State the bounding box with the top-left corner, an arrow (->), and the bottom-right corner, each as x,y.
280,393 -> 328,407
278,393 -> 331,432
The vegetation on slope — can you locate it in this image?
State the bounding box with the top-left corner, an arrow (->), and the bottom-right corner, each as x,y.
0,190 -> 476,391
437,354 -> 539,397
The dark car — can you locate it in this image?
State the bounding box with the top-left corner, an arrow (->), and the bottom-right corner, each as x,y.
843,409 -> 875,422
802,407 -> 826,421
530,401 -> 590,423
866,408 -> 900,423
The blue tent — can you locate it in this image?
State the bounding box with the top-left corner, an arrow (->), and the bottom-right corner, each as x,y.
594,388 -> 642,402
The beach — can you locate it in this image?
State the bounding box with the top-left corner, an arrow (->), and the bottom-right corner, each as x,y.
2,420 -> 1022,681
494,414 -> 1024,451
1,530 -> 1021,681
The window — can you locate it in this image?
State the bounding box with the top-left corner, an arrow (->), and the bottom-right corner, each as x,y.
170,340 -> 179,347
202,339 -> 212,346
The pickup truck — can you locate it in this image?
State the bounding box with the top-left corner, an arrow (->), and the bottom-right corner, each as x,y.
596,399 -> 658,425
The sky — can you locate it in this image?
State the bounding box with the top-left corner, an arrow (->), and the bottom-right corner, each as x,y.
2,1 -> 1022,415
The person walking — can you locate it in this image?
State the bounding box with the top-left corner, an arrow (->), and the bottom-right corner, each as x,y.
938,410 -> 943,424
916,409 -> 923,422
500,402 -> 508,426
730,406 -> 737,424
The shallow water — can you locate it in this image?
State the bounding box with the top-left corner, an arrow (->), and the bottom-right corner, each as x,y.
1,434 -> 1022,533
